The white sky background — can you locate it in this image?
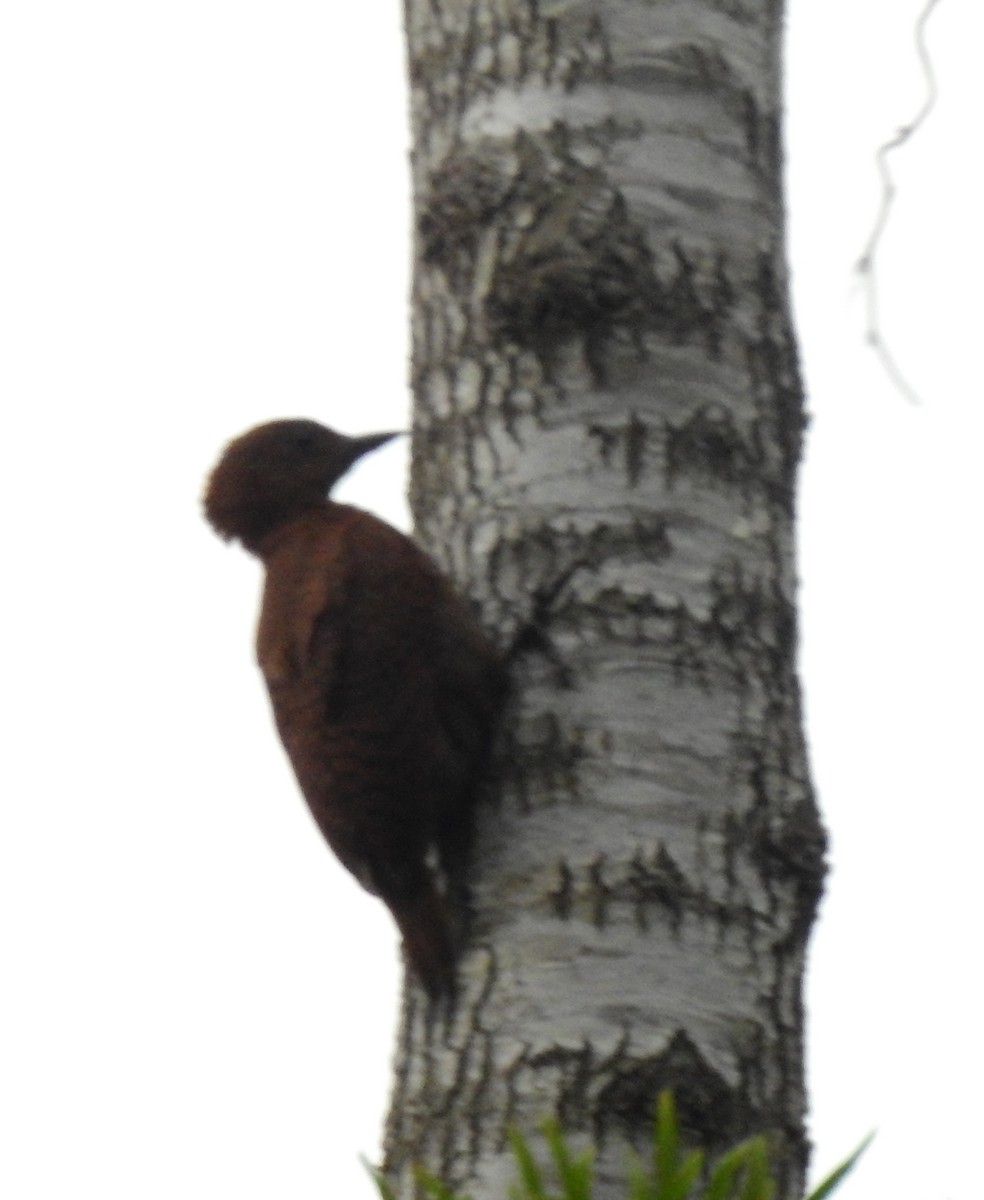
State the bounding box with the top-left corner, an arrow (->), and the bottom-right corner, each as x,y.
0,1 -> 980,1197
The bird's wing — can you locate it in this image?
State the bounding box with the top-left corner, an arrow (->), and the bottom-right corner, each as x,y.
255,512 -> 353,691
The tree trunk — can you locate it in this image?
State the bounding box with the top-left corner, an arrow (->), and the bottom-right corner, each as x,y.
384,2 -> 824,1197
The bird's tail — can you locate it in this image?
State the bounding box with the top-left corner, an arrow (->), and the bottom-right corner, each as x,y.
390,881 -> 457,1001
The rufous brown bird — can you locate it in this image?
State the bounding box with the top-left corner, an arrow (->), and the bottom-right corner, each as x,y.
204,419 -> 506,998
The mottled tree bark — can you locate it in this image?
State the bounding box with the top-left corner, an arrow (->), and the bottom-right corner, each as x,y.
384,1 -> 824,1197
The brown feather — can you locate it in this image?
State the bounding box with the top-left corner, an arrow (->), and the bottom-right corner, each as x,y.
204,420 -> 506,997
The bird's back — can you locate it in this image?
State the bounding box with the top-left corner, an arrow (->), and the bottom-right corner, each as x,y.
255,503 -> 504,894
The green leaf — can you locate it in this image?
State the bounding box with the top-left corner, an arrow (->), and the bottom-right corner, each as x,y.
363,1155 -> 471,1200
362,1155 -> 398,1200
650,1092 -> 704,1200
700,1135 -> 780,1200
703,1142 -> 750,1200
542,1118 -> 594,1200
508,1126 -> 551,1200
654,1091 -> 681,1186
666,1152 -> 704,1200
805,1132 -> 875,1200
734,1138 -> 774,1200
371,1095 -> 869,1200
626,1155 -> 657,1200
415,1164 -> 469,1200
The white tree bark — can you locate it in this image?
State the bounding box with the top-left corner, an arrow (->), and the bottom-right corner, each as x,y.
384,2 -> 823,1197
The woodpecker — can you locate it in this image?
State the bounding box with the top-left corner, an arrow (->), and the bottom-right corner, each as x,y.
204,419 -> 506,997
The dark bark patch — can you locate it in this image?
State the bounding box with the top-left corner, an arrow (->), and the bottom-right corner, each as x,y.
721,769 -> 826,929
587,854 -> 613,927
549,858 -> 575,918
504,710 -> 588,810
627,844 -> 692,935
419,129 -> 742,378
665,405 -> 759,492
587,413 -> 653,487
594,1030 -> 738,1149
484,178 -> 656,379
528,1040 -> 597,1128
625,411 -> 648,485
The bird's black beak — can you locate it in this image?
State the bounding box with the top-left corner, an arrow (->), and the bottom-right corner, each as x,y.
352,429 -> 403,451
349,430 -> 404,459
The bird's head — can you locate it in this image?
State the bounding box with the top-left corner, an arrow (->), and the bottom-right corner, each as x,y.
203,419 -> 401,550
